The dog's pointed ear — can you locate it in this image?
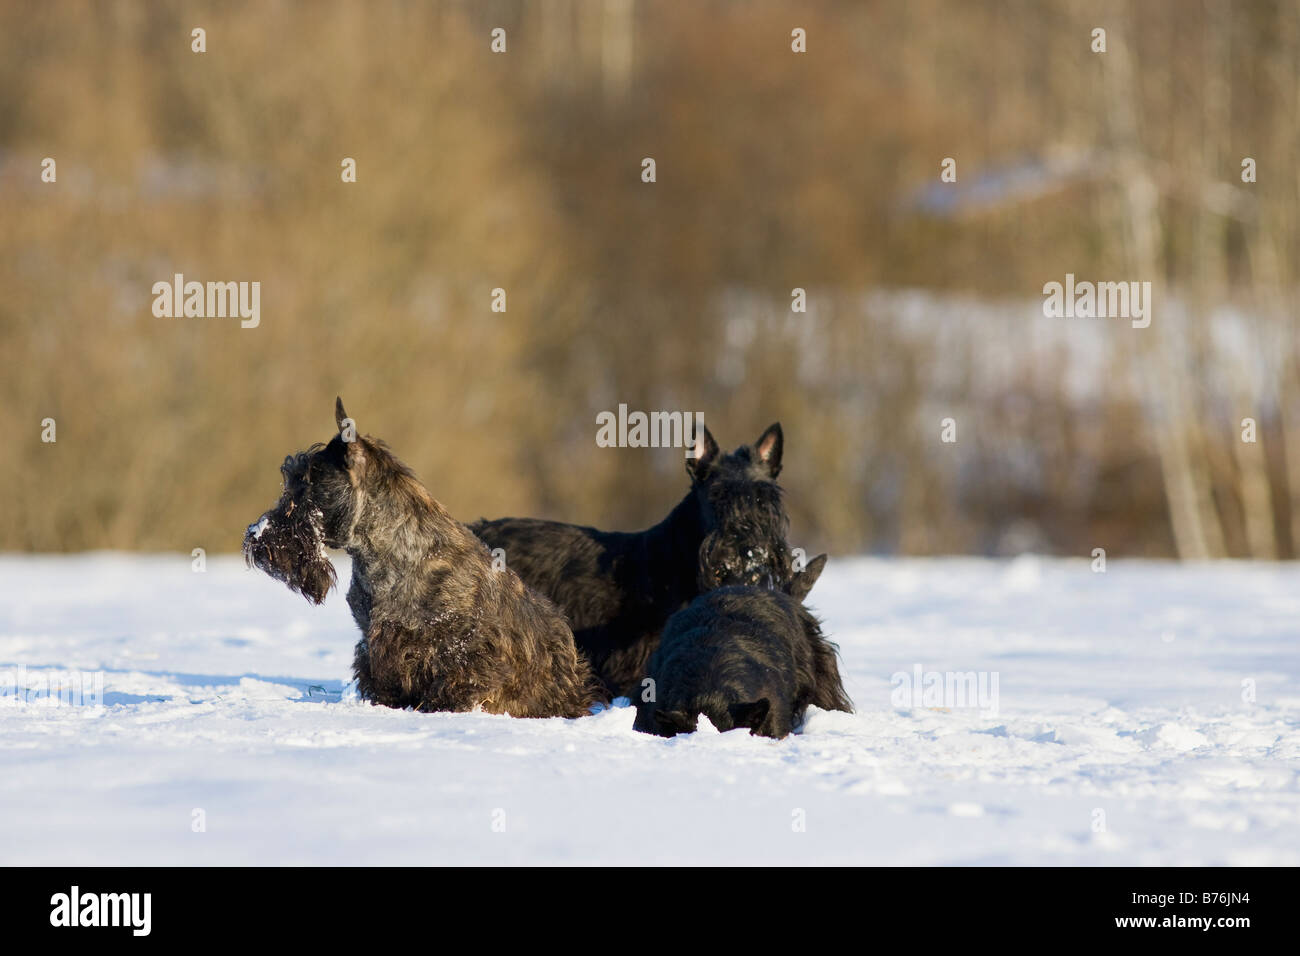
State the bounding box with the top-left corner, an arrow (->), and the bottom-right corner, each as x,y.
334,396 -> 364,467
754,423 -> 783,478
788,553 -> 827,601
685,424 -> 720,482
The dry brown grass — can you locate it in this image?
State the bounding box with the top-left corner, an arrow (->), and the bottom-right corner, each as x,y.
2,1 -> 1296,557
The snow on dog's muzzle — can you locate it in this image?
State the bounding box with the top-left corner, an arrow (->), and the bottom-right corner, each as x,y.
241,503 -> 336,605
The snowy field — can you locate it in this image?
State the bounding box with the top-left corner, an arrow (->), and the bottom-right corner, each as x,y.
1,553 -> 1296,866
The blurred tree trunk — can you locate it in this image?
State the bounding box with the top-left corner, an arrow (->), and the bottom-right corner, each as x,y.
1200,0 -> 1277,558
1265,1 -> 1300,558
1101,5 -> 1226,559
600,0 -> 634,103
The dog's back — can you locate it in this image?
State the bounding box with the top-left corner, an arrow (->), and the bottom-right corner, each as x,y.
634,572 -> 851,740
471,423 -> 793,699
469,516 -> 663,694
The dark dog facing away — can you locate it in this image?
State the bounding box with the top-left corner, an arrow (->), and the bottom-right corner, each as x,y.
633,554 -> 852,739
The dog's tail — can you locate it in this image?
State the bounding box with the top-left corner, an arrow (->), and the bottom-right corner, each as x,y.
808,633 -> 853,714
577,651 -> 610,713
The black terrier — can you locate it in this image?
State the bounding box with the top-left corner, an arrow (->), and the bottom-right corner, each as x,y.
633,554 -> 853,740
471,423 -> 793,698
243,398 -> 603,718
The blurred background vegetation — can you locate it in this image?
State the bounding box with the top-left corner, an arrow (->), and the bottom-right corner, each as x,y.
1,0 -> 1297,559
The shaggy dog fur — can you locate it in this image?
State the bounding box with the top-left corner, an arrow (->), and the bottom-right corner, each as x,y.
243,399 -> 603,718
633,554 -> 853,739
471,424 -> 793,698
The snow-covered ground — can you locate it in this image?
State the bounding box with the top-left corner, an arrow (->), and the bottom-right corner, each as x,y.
1,553 -> 1296,865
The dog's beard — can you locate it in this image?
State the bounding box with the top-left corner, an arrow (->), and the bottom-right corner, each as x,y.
243,503 -> 337,604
